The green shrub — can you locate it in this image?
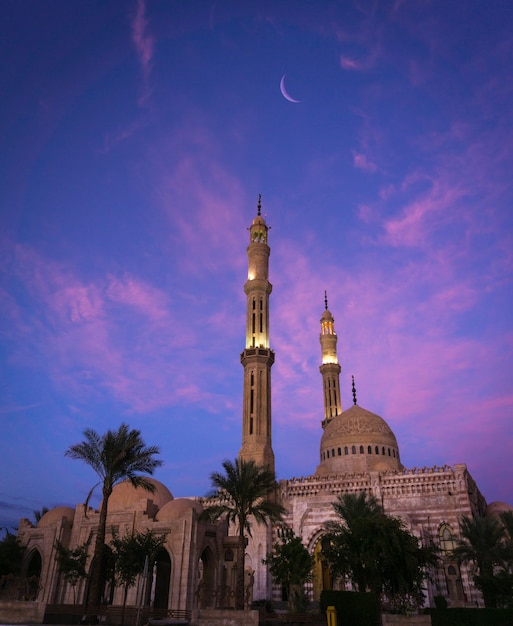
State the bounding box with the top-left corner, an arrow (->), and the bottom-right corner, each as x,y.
320,590 -> 380,626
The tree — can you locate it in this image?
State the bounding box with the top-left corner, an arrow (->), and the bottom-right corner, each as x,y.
0,529 -> 26,576
322,492 -> 438,613
453,514 -> 513,608
500,511 -> 513,544
263,526 -> 314,613
202,458 -> 286,610
54,537 -> 91,603
110,528 -> 166,623
65,423 -> 162,607
33,507 -> 50,525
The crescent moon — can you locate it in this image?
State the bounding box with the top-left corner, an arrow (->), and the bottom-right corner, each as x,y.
280,74 -> 301,103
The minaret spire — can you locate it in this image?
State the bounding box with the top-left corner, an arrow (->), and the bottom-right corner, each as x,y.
352,374 -> 357,405
319,296 -> 342,427
239,198 -> 275,471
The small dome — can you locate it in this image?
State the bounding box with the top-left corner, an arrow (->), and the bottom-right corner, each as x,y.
38,506 -> 75,527
156,498 -> 204,521
486,501 -> 513,518
317,404 -> 402,475
321,309 -> 333,320
108,478 -> 173,511
252,215 -> 266,226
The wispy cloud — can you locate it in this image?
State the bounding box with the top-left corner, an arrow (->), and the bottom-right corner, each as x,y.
2,242 -> 224,414
131,0 -> 154,105
0,403 -> 44,415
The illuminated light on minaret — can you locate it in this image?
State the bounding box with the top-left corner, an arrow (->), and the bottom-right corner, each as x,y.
320,292 -> 342,427
239,196 -> 275,471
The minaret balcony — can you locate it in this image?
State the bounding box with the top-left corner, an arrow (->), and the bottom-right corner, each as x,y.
244,278 -> 273,295
240,347 -> 275,366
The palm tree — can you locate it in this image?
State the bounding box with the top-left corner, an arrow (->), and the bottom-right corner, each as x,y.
453,514 -> 510,608
203,458 -> 285,610
33,507 -> 50,524
324,492 -> 383,593
65,423 -> 162,608
323,492 -> 438,612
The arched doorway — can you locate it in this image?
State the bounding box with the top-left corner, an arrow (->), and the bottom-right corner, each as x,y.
312,538 -> 332,602
198,548 -> 216,608
85,545 -> 115,605
153,549 -> 171,610
24,549 -> 42,600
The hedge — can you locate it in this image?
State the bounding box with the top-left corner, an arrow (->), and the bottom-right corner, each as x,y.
428,607 -> 513,626
320,590 -> 380,626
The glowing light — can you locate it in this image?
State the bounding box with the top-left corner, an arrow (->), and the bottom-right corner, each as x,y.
322,355 -> 338,365
248,272 -> 255,280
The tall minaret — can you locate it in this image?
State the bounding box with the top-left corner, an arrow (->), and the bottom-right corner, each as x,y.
239,196 -> 275,471
320,292 -> 342,427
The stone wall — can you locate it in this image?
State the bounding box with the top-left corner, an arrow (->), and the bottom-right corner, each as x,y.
0,600 -> 45,624
191,608 -> 258,626
381,615 -> 431,626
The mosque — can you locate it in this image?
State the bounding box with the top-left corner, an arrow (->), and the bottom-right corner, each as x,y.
17,200 -> 511,613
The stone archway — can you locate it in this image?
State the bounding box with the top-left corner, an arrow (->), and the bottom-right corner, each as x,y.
198,547 -> 216,608
85,545 -> 115,605
312,537 -> 332,602
152,549 -> 171,610
24,549 -> 42,600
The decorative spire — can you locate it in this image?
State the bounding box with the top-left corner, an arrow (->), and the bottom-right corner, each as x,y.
257,194 -> 262,216
324,290 -> 328,311
352,375 -> 357,405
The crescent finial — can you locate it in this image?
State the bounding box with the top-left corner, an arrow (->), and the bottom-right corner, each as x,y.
257,194 -> 262,216
324,291 -> 328,311
352,375 -> 357,406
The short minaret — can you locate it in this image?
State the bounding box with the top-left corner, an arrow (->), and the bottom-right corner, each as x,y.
320,292 -> 342,427
239,196 -> 275,471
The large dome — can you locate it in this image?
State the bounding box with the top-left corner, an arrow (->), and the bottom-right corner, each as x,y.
156,498 -> 204,522
38,506 -> 75,527
107,478 -> 173,511
316,404 -> 402,475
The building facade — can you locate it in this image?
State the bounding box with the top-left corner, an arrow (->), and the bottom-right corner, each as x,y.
17,200 -> 511,612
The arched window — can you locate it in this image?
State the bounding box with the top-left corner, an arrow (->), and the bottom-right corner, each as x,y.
359,445 -> 364,454
388,448 -> 391,456
327,450 -> 330,458
338,448 -> 341,456
367,445 -> 372,454
382,446 -> 385,455
344,447 -> 348,455
375,446 -> 379,454
352,446 -> 356,454
439,524 -> 456,553
332,449 -> 335,457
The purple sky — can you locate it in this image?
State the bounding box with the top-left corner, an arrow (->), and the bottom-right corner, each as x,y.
1,0 -> 512,530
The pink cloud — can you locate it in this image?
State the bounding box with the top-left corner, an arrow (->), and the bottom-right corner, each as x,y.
381,177 -> 466,248
2,241 -> 227,414
155,151 -> 248,277
353,151 -> 377,172
340,55 -> 364,70
339,41 -> 381,73
106,275 -> 170,321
